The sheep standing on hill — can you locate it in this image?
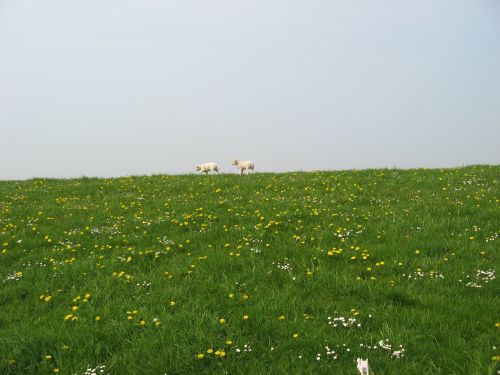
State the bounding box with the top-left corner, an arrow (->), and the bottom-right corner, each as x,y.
232,160 -> 255,174
195,162 -> 219,174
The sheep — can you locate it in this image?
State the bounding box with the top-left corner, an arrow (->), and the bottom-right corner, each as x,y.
232,160 -> 255,174
195,162 -> 219,174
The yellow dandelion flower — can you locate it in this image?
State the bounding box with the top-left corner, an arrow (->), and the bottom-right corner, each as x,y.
214,350 -> 226,357
219,318 -> 226,324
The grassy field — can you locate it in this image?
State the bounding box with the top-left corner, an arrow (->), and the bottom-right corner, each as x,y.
0,166 -> 499,374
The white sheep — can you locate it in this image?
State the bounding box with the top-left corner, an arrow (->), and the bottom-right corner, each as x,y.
195,162 -> 219,174
232,160 -> 255,174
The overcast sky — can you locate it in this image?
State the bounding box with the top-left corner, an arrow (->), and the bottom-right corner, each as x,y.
1,0 -> 499,179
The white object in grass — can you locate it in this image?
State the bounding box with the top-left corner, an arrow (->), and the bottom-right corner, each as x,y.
357,358 -> 369,375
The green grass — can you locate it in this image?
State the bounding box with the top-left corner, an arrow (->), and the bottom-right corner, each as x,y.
0,166 -> 499,374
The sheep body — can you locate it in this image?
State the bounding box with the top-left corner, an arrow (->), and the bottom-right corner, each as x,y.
232,160 -> 255,174
195,162 -> 219,174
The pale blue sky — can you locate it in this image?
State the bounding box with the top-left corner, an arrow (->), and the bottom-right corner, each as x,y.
1,0 -> 499,179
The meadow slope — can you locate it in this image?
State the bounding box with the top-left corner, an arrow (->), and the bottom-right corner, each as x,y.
0,166 -> 499,374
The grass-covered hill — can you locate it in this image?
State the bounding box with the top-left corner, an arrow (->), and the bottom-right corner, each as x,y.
0,166 -> 499,374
